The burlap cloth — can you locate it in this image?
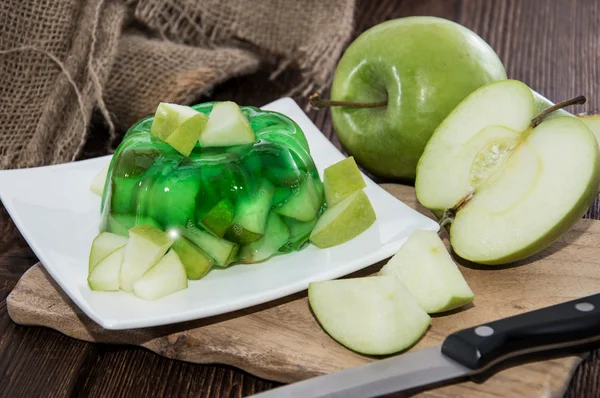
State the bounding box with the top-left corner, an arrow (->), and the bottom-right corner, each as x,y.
0,0 -> 355,253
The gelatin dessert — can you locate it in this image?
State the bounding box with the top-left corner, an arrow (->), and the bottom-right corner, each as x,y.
100,102 -> 325,265
87,101 -> 376,300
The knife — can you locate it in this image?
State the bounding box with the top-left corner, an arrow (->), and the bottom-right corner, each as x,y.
252,293 -> 600,398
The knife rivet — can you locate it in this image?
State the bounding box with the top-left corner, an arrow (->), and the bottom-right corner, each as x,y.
575,302 -> 595,312
474,326 -> 494,337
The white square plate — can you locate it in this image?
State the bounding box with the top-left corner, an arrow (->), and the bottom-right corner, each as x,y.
0,98 -> 439,330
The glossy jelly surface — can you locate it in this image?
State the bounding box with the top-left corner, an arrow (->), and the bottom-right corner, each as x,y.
100,103 -> 325,265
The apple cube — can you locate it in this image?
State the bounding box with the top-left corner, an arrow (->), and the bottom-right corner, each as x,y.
171,236 -> 213,280
199,101 -> 255,147
119,224 -> 173,292
324,156 -> 366,207
90,163 -> 110,196
310,190 -> 375,248
181,221 -> 238,267
133,250 -> 188,300
88,246 -> 125,291
164,112 -> 208,156
308,276 -> 430,355
151,103 -> 200,141
88,232 -> 128,271
379,230 -> 474,313
238,212 -> 290,263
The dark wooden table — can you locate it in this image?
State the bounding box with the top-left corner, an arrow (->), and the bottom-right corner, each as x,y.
2,0 -> 599,396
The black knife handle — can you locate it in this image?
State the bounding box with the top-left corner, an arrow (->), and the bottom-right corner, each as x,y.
441,293 -> 600,371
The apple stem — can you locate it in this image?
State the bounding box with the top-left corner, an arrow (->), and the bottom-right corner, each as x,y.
531,95 -> 587,128
308,92 -> 387,109
439,191 -> 474,228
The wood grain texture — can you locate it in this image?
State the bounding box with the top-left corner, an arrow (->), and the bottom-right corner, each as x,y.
1,0 -> 600,396
6,184 -> 598,397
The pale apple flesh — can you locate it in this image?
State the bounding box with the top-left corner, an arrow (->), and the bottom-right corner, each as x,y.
90,163 -> 110,196
416,80 -> 600,265
379,230 -> 473,313
578,114 -> 600,193
308,276 -> 430,355
199,101 -> 255,147
323,156 -> 366,207
133,249 -> 188,301
120,224 -> 174,292
310,190 -> 376,248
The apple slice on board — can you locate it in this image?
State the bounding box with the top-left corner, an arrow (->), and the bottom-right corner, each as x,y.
308,276 -> 430,355
379,230 -> 473,313
416,80 -> 600,265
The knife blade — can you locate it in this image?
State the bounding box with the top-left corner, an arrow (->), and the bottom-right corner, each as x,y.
252,293 -> 600,398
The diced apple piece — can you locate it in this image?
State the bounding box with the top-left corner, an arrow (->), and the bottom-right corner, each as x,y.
90,163 -> 110,196
200,199 -> 234,238
151,103 -> 200,141
226,180 -> 274,244
379,230 -> 474,313
238,212 -> 290,263
308,276 -> 430,355
133,250 -> 188,300
181,221 -> 238,267
310,190 -> 375,248
164,113 -> 208,156
280,216 -> 318,252
89,232 -> 129,271
324,157 -> 366,207
88,246 -> 125,291
171,236 -> 213,280
274,175 -> 322,222
199,101 -> 255,147
120,224 -> 173,292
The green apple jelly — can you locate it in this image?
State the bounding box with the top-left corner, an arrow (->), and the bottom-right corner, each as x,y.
100,102 -> 325,265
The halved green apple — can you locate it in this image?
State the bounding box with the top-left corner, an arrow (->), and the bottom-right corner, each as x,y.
120,224 -> 173,292
323,156 -> 366,207
133,250 -> 188,300
308,276 -> 430,355
379,230 -> 473,313
416,80 -> 600,265
310,190 -> 375,248
199,101 -> 255,147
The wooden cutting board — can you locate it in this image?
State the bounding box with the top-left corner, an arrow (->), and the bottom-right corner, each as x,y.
7,184 -> 599,397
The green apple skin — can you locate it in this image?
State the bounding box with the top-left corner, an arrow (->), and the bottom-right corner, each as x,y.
416,80 -> 600,265
331,17 -> 506,180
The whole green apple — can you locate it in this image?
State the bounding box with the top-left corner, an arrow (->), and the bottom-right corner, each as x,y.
329,17 -> 507,179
